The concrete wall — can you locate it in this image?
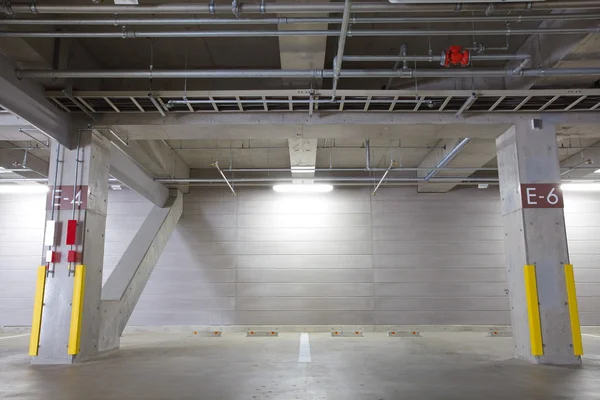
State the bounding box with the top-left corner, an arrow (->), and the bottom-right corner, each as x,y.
1,186 -> 599,327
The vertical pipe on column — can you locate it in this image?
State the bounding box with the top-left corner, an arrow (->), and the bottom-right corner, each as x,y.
365,139 -> 371,171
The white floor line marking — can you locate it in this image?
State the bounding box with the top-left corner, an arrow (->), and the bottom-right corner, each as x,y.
0,334 -> 29,340
298,332 -> 311,363
583,334 -> 600,339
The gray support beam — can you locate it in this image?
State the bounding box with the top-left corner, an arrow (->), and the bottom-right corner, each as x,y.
505,18 -> 600,90
0,53 -> 73,147
108,143 -> 170,207
128,139 -> 190,180
0,142 -> 49,177
277,0 -> 329,88
559,139 -> 600,179
496,120 -> 580,365
97,112 -> 600,144
98,191 -> 183,352
33,131 -> 111,365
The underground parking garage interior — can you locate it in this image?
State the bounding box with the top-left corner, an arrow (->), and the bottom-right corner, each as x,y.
3,0 -> 600,399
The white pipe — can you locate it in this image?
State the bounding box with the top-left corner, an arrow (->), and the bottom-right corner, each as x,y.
17,68 -> 600,79
2,27 -> 599,38
2,14 -> 600,25
5,1 -> 600,15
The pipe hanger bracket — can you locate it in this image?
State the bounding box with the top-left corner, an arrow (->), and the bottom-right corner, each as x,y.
232,0 -> 241,18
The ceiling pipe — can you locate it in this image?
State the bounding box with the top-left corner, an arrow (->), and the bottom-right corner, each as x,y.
384,43 -> 407,90
344,54 -> 531,63
2,26 -> 599,38
2,14 -> 600,26
331,0 -> 352,100
4,1 -> 600,15
17,67 -> 600,80
423,138 -> 472,181
219,167 -> 501,172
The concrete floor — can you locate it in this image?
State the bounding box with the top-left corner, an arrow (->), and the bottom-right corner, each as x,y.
2,331 -> 600,399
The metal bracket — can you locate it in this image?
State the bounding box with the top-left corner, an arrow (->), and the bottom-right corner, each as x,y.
30,0 -> 38,14
484,3 -> 495,16
525,2 -> 532,12
208,0 -> 215,14
454,3 -> 462,12
232,0 -> 240,18
259,0 -> 266,14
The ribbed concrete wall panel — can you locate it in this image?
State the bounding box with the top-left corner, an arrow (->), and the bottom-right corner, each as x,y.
3,187 -> 600,327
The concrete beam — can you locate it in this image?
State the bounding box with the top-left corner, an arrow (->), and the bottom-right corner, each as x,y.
278,0 -> 328,88
0,143 -> 49,177
0,53 -> 73,147
99,191 -> 183,352
109,143 -> 170,207
417,138 -> 497,192
560,140 -> 600,179
128,140 -> 190,179
505,18 -> 600,90
97,112 -> 600,141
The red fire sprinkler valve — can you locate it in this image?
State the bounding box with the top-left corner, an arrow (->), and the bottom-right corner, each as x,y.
440,46 -> 470,67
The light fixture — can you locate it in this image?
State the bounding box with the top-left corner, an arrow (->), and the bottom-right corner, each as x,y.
273,184 -> 333,193
561,183 -> 600,192
291,166 -> 316,174
594,169 -> 600,174
0,185 -> 49,194
477,183 -> 489,189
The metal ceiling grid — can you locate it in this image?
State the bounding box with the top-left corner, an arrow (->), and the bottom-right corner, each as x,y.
45,89 -> 600,115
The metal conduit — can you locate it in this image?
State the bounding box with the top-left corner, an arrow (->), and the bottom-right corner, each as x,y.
5,1 -> 600,15
2,27 -> 599,38
424,138 -> 473,182
2,14 -> 600,26
344,54 -> 532,63
17,67 -> 600,80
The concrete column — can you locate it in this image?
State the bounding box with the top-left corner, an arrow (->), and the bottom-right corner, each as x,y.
496,120 -> 581,365
33,131 -> 110,364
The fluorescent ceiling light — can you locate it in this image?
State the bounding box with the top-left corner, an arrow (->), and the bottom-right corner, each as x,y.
273,184 -> 333,193
0,185 -> 49,194
594,169 -> 600,174
561,183 -> 600,192
291,167 -> 316,174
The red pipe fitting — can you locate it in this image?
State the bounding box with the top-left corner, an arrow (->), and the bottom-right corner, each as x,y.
441,46 -> 470,67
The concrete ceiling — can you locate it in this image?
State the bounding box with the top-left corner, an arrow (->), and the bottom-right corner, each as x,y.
0,2 -> 599,190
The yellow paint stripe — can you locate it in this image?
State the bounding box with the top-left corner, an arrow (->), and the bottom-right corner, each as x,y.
29,266 -> 47,356
524,264 -> 544,356
68,265 -> 85,355
565,264 -> 583,356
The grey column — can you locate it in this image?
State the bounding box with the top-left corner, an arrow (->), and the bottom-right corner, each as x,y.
33,131 -> 110,365
496,120 -> 580,365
